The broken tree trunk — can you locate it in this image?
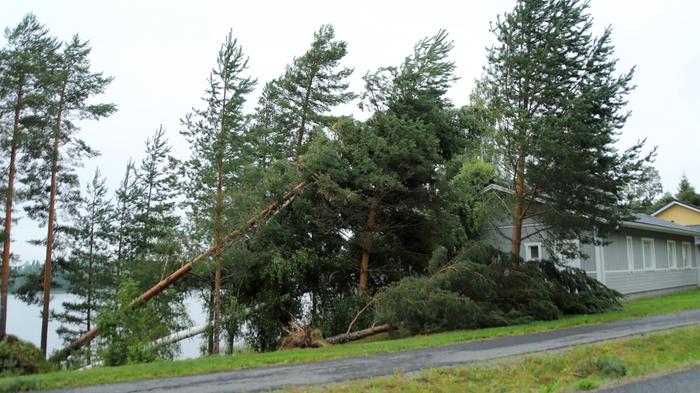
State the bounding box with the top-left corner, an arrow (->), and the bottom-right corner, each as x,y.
326,323 -> 393,345
53,181 -> 308,362
150,322 -> 211,348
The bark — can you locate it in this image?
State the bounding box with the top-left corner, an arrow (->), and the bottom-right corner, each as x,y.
510,143 -> 526,268
41,83 -> 65,356
326,323 -> 393,345
358,196 -> 380,294
0,80 -> 24,338
150,322 -> 210,348
212,84 -> 227,355
53,181 -> 308,361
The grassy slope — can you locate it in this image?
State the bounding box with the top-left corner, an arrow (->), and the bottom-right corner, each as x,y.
2,289 -> 700,392
290,324 -> 700,393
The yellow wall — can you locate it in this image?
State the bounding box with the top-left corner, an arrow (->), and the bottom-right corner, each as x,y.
656,204 -> 700,226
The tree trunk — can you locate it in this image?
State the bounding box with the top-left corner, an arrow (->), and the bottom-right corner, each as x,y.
511,144 -> 526,268
53,181 -> 307,361
358,196 -> 380,294
212,86 -> 227,355
326,323 -> 393,345
41,85 -> 65,356
0,81 -> 24,338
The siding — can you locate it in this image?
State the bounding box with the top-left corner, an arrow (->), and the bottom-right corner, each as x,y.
606,270 -> 697,294
482,221 -> 700,294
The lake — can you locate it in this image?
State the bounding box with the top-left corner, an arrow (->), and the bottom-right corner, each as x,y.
7,293 -> 209,359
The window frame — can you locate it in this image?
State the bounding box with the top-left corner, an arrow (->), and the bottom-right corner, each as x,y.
626,236 -> 634,272
667,240 -> 678,270
682,242 -> 693,269
525,242 -> 543,261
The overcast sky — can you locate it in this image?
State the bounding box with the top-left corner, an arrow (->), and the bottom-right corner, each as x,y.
3,0 -> 699,263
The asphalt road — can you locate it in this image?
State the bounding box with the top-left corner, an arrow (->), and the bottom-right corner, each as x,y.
597,367 -> 700,393
43,309 -> 700,393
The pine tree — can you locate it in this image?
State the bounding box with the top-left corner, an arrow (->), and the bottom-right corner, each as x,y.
479,0 -> 651,265
0,14 -> 60,339
20,33 -> 116,355
54,168 -> 114,364
253,24 -> 354,160
181,30 -> 255,354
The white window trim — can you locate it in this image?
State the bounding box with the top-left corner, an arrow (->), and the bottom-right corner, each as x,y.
525,242 -> 543,261
667,240 -> 678,270
626,236 -> 635,272
682,242 -> 693,269
641,237 -> 656,271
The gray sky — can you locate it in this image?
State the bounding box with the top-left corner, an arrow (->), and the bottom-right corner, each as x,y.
3,0 -> 699,263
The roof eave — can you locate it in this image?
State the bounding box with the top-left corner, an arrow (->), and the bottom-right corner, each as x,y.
622,220 -> 700,237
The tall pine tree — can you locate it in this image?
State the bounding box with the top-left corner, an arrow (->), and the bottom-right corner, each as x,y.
0,14 -> 59,339
21,33 -> 115,355
480,0 -> 651,264
181,30 -> 255,354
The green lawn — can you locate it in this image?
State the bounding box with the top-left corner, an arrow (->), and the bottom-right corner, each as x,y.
289,323 -> 700,393
3,289 -> 700,392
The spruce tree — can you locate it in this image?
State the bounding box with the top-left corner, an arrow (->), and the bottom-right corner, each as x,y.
113,159 -> 140,291
480,0 -> 651,264
0,14 -> 60,339
676,174 -> 700,206
54,168 -> 114,364
181,30 -> 255,354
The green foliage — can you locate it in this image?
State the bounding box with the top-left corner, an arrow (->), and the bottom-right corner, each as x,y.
53,168 -> 115,356
96,279 -> 188,366
479,0 -> 653,247
376,243 -> 621,336
676,174 -> 700,206
0,335 -> 51,377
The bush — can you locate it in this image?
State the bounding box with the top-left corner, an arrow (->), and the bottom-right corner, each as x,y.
0,335 -> 51,377
376,242 -> 622,336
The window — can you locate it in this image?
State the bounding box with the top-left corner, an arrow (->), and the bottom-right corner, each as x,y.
626,236 -> 634,271
667,240 -> 677,269
525,243 -> 542,261
682,242 -> 693,269
641,238 -> 656,270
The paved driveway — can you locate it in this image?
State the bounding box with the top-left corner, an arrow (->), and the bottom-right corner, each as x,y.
597,367 -> 700,393
44,309 -> 700,393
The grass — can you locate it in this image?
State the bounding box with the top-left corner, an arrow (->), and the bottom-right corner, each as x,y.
2,289 -> 700,392
288,323 -> 700,393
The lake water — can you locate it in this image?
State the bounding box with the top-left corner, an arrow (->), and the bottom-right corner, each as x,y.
7,293 -> 209,359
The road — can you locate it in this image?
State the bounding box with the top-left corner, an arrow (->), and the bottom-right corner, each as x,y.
44,309 -> 700,393
597,367 -> 700,393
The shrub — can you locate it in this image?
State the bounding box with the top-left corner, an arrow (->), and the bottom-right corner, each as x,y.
0,335 -> 51,377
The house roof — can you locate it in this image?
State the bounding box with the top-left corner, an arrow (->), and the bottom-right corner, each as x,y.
651,199 -> 700,216
623,213 -> 700,237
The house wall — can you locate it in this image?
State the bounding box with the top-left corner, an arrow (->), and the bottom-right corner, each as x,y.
482,224 -> 699,295
655,204 -> 700,226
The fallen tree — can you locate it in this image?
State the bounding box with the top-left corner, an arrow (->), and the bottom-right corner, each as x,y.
53,181 -> 309,362
326,323 -> 393,345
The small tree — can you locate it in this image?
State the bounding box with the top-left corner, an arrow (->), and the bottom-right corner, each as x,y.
54,168 -> 114,364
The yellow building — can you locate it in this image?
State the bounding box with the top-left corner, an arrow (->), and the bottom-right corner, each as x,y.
652,200 -> 700,226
